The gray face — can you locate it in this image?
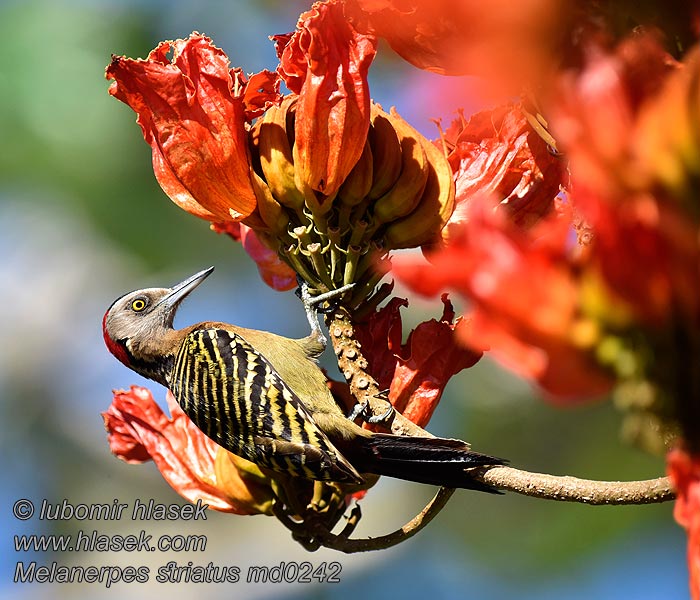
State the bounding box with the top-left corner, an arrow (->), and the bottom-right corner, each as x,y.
103,267 -> 214,367
103,287 -> 173,346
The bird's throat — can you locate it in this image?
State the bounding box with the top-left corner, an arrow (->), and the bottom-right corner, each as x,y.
120,328 -> 182,387
126,350 -> 175,386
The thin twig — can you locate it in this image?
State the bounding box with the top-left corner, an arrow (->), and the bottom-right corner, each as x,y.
315,487 -> 456,553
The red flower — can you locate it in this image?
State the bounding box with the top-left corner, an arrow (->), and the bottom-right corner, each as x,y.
393,197 -> 614,399
354,296 -> 482,426
274,0 -> 377,198
439,103 -> 565,243
668,448 -> 700,600
210,222 -> 297,291
344,0 -> 565,91
102,386 -> 274,515
106,34 -> 280,223
553,34 -> 699,325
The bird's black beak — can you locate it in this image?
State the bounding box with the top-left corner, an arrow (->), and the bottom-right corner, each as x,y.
157,266 -> 214,314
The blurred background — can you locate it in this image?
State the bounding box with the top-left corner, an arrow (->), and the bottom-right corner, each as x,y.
0,0 -> 686,598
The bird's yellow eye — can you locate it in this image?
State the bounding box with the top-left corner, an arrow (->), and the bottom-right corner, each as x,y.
131,298 -> 148,312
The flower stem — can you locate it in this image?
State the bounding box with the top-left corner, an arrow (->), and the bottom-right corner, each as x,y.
281,245 -> 320,288
343,245 -> 361,288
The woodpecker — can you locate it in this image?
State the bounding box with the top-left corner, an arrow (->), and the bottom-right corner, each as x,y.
102,267 -> 505,492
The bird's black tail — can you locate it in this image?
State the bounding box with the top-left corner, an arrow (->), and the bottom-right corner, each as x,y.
354,434 -> 506,493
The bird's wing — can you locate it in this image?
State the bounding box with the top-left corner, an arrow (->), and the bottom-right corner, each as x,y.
170,327 -> 362,483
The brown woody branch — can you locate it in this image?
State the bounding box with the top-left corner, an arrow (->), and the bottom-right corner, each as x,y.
304,471 -> 673,555
310,473 -> 674,555
328,308 -> 428,437
327,307 -> 677,506
476,467 -> 674,504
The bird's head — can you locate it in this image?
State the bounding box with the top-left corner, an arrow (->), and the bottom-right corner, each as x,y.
102,266 -> 214,369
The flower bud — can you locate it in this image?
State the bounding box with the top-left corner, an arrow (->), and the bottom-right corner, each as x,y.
367,107 -> 403,199
252,97 -> 306,211
371,106 -> 429,225
382,112 -> 456,249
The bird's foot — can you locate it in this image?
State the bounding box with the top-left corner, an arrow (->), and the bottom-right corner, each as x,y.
296,278 -> 355,348
347,394 -> 395,425
296,278 -> 355,312
337,503 -> 362,540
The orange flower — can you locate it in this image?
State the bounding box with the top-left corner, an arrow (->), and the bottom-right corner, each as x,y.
553,34 -> 699,325
438,103 -> 565,243
344,0 -> 565,90
274,0 -> 377,199
667,448 -> 700,600
393,196 -> 614,399
106,34 -> 280,223
102,386 -> 274,515
106,7 -> 457,299
353,296 -> 482,426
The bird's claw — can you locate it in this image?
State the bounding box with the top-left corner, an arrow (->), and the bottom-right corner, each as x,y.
347,398 -> 395,425
296,280 -> 355,352
374,388 -> 390,401
297,281 -> 355,311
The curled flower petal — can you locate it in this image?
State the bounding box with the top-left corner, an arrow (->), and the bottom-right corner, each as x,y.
354,296 -> 481,427
275,0 -> 377,198
440,103 -> 565,242
231,68 -> 281,121
106,33 -> 271,222
667,448 -> 700,600
102,386 -> 273,515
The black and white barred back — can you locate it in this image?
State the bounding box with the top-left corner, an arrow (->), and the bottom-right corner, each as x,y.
169,327 -> 362,483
